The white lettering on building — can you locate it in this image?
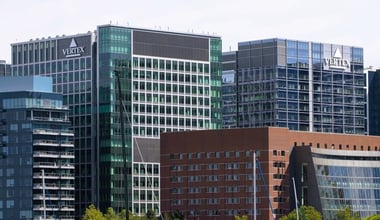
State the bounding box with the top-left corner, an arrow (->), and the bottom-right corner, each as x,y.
62,38 -> 85,58
323,48 -> 350,70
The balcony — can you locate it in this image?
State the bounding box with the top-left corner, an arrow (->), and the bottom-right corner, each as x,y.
33,140 -> 59,147
33,151 -> 60,158
33,128 -> 74,136
60,141 -> 74,147
60,216 -> 75,220
60,173 -> 75,180
60,163 -> 75,169
33,204 -> 60,211
33,162 -> 59,169
33,194 -> 60,201
59,194 -> 75,200
30,116 -> 70,123
60,151 -> 74,159
60,184 -> 75,190
60,205 -> 75,211
33,183 -> 60,190
33,172 -> 59,179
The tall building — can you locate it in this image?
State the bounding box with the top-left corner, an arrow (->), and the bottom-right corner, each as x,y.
222,39 -> 366,134
96,25 -> 222,215
367,68 -> 380,135
160,127 -> 380,220
11,25 -> 222,217
0,76 -> 75,219
11,33 -> 94,218
0,60 -> 11,76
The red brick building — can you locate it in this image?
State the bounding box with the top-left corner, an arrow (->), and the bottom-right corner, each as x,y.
160,127 -> 380,219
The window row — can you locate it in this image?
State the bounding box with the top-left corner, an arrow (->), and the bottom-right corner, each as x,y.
133,57 -> 209,73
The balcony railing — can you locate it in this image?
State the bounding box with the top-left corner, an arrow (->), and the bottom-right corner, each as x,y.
33,162 -> 59,169
33,128 -> 74,136
33,151 -> 60,158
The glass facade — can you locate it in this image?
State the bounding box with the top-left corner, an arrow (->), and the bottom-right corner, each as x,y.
97,25 -> 222,215
311,148 -> 380,219
11,34 -> 94,218
0,90 -> 74,219
11,25 -> 222,217
223,38 -> 366,134
368,70 -> 380,135
0,61 -> 11,76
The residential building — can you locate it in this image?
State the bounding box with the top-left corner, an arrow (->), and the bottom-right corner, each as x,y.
11,33 -> 94,218
11,25 -> 222,216
0,76 -> 74,219
160,127 -> 380,220
222,39 -> 366,135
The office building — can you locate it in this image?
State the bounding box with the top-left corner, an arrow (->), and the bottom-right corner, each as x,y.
11,33 -> 94,218
11,25 -> 222,216
0,76 -> 74,219
222,51 -> 237,128
0,60 -> 11,76
160,127 -> 380,220
367,68 -> 380,135
222,39 -> 366,134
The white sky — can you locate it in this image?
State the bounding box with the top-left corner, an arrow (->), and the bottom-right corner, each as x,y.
1,0 -> 379,67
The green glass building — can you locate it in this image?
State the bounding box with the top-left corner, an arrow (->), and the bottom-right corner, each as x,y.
11,25 -> 222,217
96,25 -> 222,215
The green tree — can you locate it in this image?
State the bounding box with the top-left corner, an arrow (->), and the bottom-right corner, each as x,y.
279,206 -> 322,220
333,207 -> 360,220
146,209 -> 156,220
82,204 -> 105,220
364,214 -> 380,220
234,215 -> 248,220
104,207 -> 118,220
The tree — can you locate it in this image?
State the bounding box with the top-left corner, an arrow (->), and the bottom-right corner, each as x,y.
234,215 -> 248,220
364,214 -> 380,220
279,205 -> 322,220
146,209 -> 156,220
82,204 -> 105,220
333,207 -> 360,220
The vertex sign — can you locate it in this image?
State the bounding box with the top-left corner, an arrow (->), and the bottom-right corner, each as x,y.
57,34 -> 91,59
323,48 -> 350,71
62,38 -> 85,58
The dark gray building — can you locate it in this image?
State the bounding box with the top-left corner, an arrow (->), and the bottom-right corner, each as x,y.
0,76 -> 74,219
367,69 -> 380,135
222,38 -> 366,134
0,60 -> 11,76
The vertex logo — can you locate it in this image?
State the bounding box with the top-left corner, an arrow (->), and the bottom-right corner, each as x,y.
62,38 -> 85,58
323,48 -> 350,70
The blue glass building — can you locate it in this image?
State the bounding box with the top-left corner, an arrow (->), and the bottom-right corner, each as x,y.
292,146 -> 380,219
222,38 -> 366,134
0,76 -> 74,219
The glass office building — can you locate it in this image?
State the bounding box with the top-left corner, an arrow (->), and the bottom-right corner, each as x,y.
96,25 -> 222,215
11,25 -> 222,217
292,146 -> 380,219
0,60 -> 11,76
222,38 -> 366,134
367,69 -> 380,135
0,77 -> 74,219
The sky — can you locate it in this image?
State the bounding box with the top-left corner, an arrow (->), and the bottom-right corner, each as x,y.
1,0 -> 379,67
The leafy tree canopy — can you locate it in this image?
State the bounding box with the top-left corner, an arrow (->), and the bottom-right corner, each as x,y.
333,207 -> 360,220
279,205 -> 322,220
